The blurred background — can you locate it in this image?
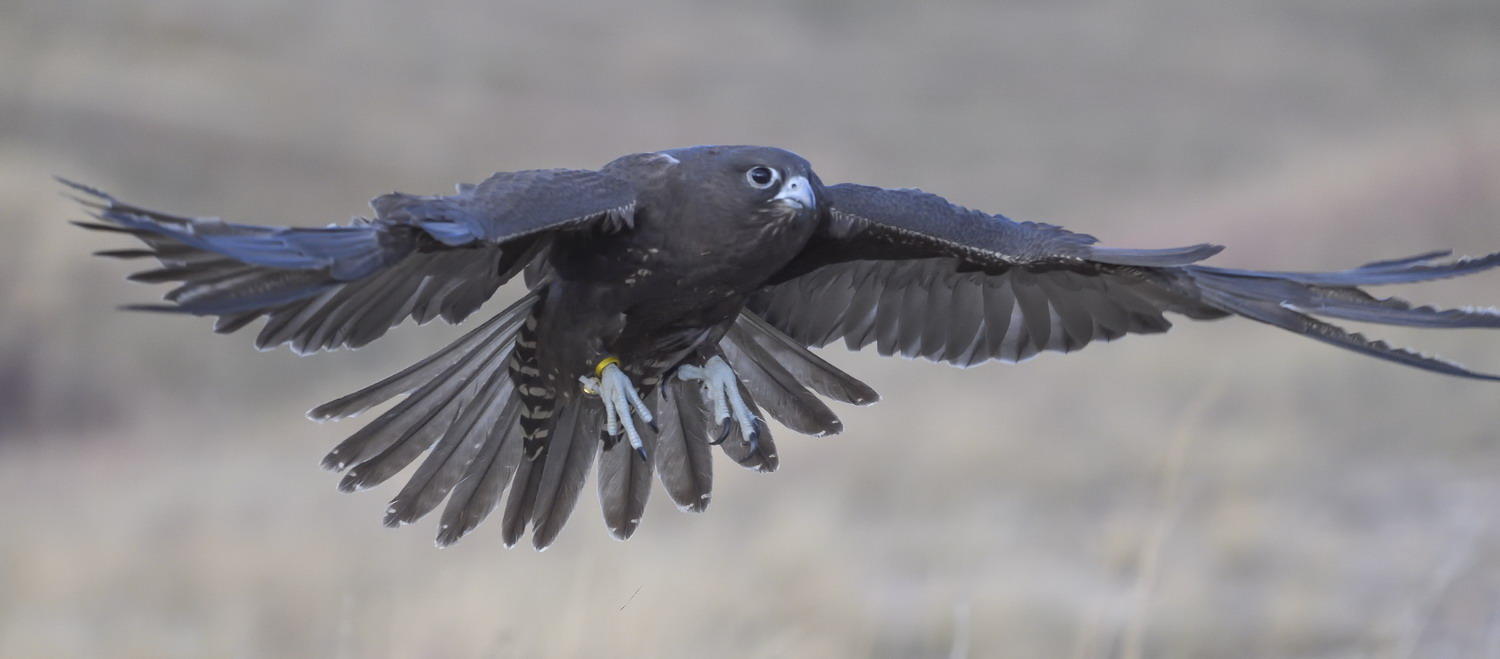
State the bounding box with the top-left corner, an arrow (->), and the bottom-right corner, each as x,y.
3,1 -> 1499,657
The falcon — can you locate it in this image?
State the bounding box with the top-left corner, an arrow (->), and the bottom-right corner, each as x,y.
65,145 -> 1500,549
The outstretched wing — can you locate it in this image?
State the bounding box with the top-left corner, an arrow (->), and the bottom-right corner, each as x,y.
751,183 -> 1500,378
66,169 -> 636,353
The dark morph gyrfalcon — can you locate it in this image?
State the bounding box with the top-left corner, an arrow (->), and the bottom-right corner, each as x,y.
65,145 -> 1500,549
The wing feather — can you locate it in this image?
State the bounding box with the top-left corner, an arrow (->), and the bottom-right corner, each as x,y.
69,170 -> 633,353
751,183 -> 1500,379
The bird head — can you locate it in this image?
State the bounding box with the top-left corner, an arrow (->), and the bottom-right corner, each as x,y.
655,145 -> 820,230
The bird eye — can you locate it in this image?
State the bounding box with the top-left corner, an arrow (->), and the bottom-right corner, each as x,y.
745,166 -> 779,189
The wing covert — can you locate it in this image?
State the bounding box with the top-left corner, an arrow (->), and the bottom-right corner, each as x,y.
821,183 -> 1222,268
371,168 -> 637,246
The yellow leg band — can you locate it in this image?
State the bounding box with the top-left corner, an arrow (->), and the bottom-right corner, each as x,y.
593,356 -> 621,379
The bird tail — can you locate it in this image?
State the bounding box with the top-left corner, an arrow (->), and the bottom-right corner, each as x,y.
504,307 -> 883,549
295,289 -> 880,549
1177,251 -> 1500,380
497,293 -> 605,549
307,290 -> 540,546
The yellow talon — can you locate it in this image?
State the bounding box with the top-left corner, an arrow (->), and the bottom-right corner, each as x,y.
593,356 -> 621,379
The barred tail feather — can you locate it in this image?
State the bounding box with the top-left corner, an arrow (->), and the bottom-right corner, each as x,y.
529,399 -> 603,549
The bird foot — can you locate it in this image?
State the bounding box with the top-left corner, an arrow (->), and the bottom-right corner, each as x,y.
676,356 -> 761,449
580,359 -> 654,461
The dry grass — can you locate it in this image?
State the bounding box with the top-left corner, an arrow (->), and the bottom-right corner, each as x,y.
4,1 -> 1500,657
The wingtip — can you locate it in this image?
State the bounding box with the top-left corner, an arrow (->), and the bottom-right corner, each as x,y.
71,219 -> 126,233
93,248 -> 154,259
117,303 -> 184,313
55,175 -> 98,194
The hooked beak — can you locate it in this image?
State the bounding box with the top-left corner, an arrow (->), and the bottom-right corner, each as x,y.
772,175 -> 814,211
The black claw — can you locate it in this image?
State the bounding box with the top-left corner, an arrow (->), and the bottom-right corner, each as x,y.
634,445 -> 650,462
747,424 -> 762,453
645,417 -> 659,434
599,429 -> 618,448
710,420 -> 732,445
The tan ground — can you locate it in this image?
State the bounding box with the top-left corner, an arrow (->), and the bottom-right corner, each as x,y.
3,1 -> 1500,657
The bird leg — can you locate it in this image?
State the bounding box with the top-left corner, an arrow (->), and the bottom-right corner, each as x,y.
579,358 -> 655,461
676,356 -> 760,449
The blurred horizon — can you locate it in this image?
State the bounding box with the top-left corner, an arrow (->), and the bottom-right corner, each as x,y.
3,1 -> 1500,657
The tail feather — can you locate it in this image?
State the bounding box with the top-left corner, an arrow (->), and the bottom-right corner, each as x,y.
385,375 -> 518,528
734,311 -> 879,406
500,299 -> 558,548
598,425 -> 656,540
653,381 -> 713,512
434,400 -> 526,546
308,292 -> 536,421
331,322 -> 516,491
720,323 -> 843,436
317,298 -> 533,477
529,400 -> 603,549
305,290 -> 541,545
716,379 -> 778,473
500,454 -> 544,547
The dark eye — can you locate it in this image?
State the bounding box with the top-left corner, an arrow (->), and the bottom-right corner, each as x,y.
745,165 -> 779,189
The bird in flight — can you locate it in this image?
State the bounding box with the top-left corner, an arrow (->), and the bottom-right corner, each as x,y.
66,145 -> 1500,549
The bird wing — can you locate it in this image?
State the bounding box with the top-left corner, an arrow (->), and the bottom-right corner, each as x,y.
750,183 -> 1500,378
66,168 -> 636,353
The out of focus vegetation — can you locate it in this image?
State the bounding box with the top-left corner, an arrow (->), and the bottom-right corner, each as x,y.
3,1 -> 1499,657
